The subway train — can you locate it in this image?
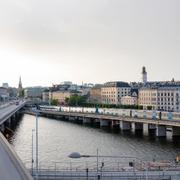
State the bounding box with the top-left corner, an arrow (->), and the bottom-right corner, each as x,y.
39,105 -> 180,121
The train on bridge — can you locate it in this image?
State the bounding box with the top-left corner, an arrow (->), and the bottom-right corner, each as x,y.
38,105 -> 180,121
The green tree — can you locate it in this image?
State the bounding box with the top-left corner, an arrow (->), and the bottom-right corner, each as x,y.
51,99 -> 58,106
68,94 -> 87,106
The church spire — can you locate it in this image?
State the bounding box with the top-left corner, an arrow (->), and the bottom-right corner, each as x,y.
18,76 -> 22,89
18,76 -> 23,97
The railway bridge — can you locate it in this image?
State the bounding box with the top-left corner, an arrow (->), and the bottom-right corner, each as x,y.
38,110 -> 180,137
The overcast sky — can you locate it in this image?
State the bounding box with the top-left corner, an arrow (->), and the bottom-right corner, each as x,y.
0,0 -> 180,87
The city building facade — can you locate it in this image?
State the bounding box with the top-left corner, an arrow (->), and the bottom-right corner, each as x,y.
51,91 -> 79,105
138,88 -> 157,109
101,82 -> 131,105
24,87 -> 44,99
89,85 -> 102,104
138,85 -> 180,112
121,96 -> 138,105
42,89 -> 50,103
0,87 -> 9,101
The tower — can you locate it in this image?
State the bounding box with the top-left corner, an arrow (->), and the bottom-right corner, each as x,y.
18,76 -> 23,97
142,66 -> 147,84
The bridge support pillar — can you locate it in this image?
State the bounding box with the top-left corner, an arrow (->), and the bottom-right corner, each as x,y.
111,121 -> 120,129
132,122 -> 143,133
100,120 -> 109,127
156,125 -> 166,137
148,124 -> 156,130
134,123 -> 143,130
94,119 -> 100,127
7,118 -> 11,124
69,116 -> 75,121
143,124 -> 149,135
120,121 -> 131,131
83,118 -> 91,124
0,124 -> 5,132
11,114 -> 16,121
172,127 -> 180,137
148,124 -> 156,136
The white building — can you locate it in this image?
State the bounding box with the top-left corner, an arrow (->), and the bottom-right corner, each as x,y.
121,96 -> 138,105
0,87 -> 9,101
24,87 -> 44,99
157,86 -> 180,112
138,85 -> 180,112
101,82 -> 131,105
2,83 -> 9,88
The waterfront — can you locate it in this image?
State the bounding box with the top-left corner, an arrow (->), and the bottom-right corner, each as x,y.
9,114 -> 180,169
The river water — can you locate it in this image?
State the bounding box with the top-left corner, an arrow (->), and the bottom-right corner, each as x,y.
9,114 -> 180,169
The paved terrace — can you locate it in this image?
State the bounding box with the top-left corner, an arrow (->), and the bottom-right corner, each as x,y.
0,101 -> 32,180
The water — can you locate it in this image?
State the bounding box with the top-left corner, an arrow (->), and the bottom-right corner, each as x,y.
9,114 -> 180,169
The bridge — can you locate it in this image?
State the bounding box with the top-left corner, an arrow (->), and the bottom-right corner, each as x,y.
0,101 -> 32,180
37,109 -> 180,137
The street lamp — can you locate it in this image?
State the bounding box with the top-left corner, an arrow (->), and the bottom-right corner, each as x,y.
32,107 -> 40,180
68,152 -> 139,159
31,129 -> 35,176
35,110 -> 39,180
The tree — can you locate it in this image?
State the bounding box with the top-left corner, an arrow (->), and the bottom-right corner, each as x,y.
65,97 -> 69,104
68,94 -> 87,106
51,99 -> 58,106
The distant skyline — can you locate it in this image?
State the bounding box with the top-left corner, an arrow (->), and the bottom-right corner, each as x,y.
0,0 -> 180,87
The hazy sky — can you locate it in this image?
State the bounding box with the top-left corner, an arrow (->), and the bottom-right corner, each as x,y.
0,0 -> 180,87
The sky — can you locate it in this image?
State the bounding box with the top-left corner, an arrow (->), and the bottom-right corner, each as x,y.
0,0 -> 180,87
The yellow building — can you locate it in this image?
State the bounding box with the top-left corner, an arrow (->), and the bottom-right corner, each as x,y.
89,86 -> 102,103
138,88 -> 157,109
51,91 -> 76,105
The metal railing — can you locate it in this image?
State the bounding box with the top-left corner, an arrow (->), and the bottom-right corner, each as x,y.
25,159 -> 180,179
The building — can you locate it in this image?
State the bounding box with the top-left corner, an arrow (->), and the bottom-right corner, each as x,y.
0,87 -> 9,101
42,89 -> 50,103
138,88 -> 157,109
138,85 -> 180,112
2,83 -> 9,89
101,81 -> 131,105
51,91 -> 79,105
89,85 -> 102,104
157,86 -> 180,112
142,66 -> 147,84
60,81 -> 72,85
24,87 -> 44,99
121,96 -> 138,105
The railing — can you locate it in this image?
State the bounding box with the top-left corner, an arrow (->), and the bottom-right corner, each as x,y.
24,159 -> 180,179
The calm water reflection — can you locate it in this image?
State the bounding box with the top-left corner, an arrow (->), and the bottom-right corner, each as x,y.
9,114 -> 180,168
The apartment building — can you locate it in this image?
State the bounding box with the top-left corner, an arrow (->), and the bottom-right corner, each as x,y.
51,91 -> 80,105
138,85 -> 180,112
138,88 -> 157,109
101,82 -> 131,105
157,86 -> 180,112
89,85 -> 102,104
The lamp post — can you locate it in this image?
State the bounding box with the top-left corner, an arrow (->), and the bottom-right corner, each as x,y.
31,129 -> 35,176
35,111 -> 39,180
32,107 -> 39,180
